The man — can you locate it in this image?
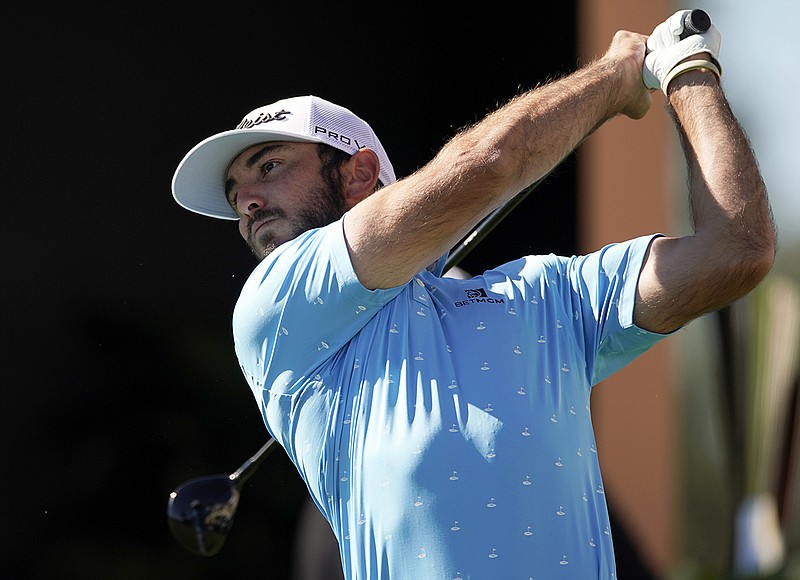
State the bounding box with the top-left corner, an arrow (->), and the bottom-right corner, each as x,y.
172,11 -> 774,578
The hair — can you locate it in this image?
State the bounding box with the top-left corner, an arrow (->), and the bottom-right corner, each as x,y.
316,144 -> 350,195
316,143 -> 386,193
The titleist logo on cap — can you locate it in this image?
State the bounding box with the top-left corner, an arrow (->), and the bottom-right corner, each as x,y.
236,109 -> 292,129
233,106 -> 365,151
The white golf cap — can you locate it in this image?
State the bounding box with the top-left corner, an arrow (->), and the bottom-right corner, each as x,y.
172,95 -> 396,220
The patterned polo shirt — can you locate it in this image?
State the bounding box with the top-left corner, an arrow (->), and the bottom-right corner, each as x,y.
232,217 -> 666,579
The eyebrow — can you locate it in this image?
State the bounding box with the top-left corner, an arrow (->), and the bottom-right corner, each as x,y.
224,143 -> 289,198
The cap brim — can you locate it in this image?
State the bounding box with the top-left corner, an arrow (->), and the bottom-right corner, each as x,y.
171,129 -> 323,220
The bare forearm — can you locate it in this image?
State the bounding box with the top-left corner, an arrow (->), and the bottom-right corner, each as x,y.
634,70 -> 775,332
670,72 -> 773,254
436,59 -> 627,198
347,35 -> 649,289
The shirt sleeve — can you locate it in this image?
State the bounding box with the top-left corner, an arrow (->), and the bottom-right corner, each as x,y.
232,218 -> 404,406
540,234 -> 670,386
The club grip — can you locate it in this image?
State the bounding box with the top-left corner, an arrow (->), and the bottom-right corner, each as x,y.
680,9 -> 711,39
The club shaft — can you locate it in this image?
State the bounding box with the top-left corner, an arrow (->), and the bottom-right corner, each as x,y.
229,437 -> 278,487
444,177 -> 544,272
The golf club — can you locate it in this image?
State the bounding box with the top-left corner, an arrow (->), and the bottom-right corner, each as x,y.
167,438 -> 277,556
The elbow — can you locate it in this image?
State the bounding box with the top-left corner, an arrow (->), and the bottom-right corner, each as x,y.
747,213 -> 778,283
743,250 -> 775,293
728,228 -> 777,297
749,239 -> 776,286
440,126 -> 523,194
722,193 -> 778,295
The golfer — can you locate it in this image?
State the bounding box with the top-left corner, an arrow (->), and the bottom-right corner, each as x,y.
171,10 -> 774,578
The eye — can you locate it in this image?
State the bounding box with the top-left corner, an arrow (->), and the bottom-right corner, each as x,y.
260,160 -> 278,175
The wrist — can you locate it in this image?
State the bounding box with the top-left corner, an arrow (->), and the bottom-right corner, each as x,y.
664,62 -> 719,97
599,52 -> 651,120
664,57 -> 721,95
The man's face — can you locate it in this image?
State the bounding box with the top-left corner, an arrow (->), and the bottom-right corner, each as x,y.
225,141 -> 347,259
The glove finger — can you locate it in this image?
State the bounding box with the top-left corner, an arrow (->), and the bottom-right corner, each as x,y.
643,52 -> 661,89
667,10 -> 692,38
674,24 -> 722,66
647,9 -> 692,52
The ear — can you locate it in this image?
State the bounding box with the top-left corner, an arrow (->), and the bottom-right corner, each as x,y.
342,148 -> 381,208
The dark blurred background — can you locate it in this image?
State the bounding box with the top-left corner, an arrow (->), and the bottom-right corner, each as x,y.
4,3 -> 665,578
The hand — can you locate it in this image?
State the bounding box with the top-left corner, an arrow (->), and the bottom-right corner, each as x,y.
602,30 -> 652,120
643,9 -> 722,94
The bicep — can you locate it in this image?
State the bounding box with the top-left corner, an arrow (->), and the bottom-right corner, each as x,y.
343,172 -> 498,290
633,234 -> 757,334
634,236 -> 699,333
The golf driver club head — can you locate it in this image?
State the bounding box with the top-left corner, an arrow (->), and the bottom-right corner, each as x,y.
167,474 -> 240,556
167,438 -> 278,556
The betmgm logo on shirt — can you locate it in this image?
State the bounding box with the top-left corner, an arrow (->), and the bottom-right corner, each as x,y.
454,288 -> 505,308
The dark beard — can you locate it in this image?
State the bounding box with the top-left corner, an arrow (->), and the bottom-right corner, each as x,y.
246,181 -> 348,259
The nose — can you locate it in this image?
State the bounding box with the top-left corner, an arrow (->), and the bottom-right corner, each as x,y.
235,182 -> 267,217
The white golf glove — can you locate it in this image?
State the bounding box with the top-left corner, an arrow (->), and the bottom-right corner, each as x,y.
643,9 -> 722,94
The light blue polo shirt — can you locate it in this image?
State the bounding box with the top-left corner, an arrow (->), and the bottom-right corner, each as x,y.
233,217 -> 665,579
